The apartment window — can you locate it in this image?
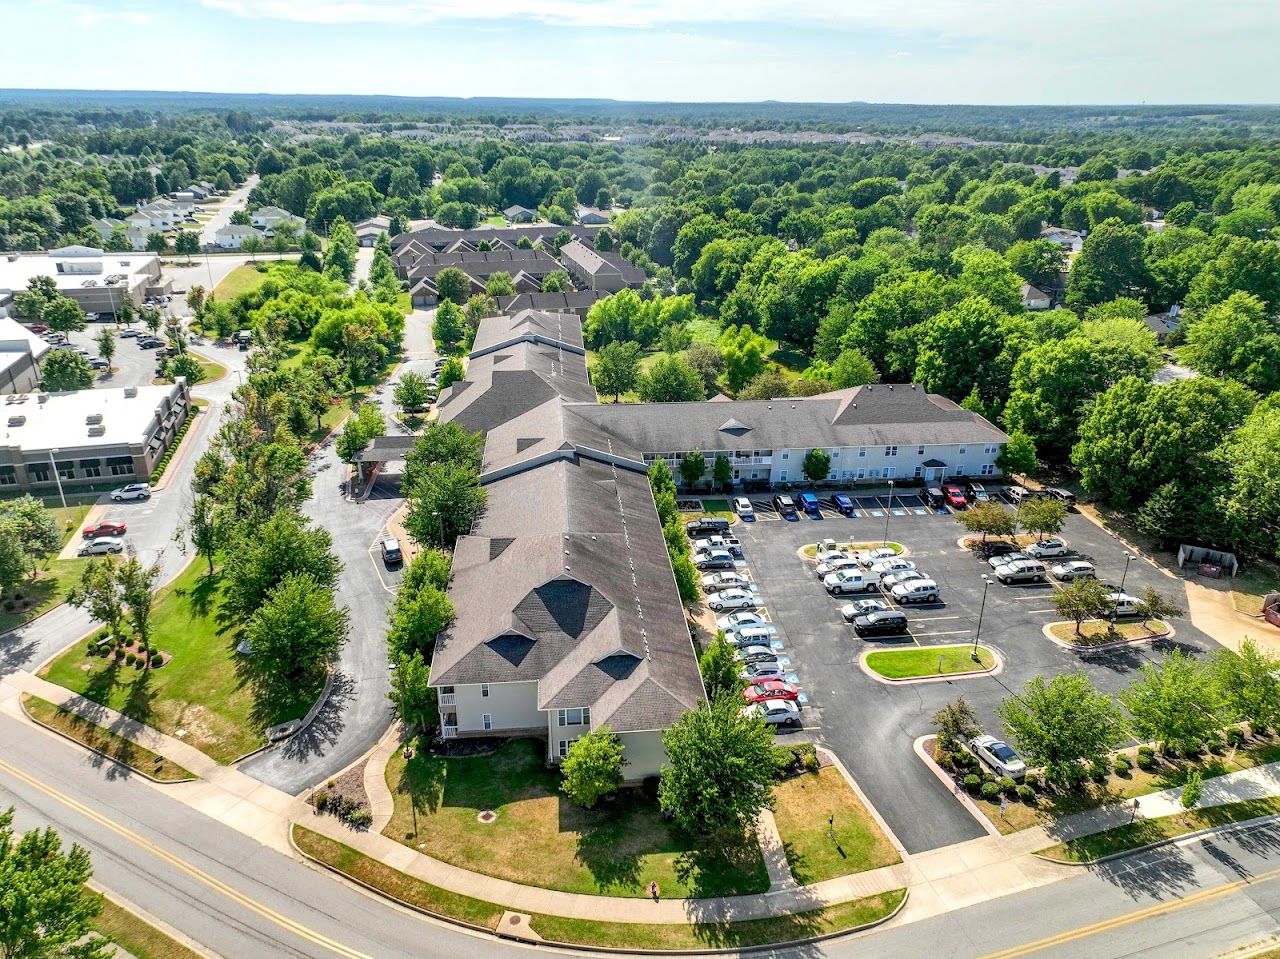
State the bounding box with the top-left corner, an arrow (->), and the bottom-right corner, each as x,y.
958,447 -> 967,455
856,468 -> 866,480
831,449 -> 840,458
917,446 -> 925,456
107,456 -> 133,477
781,451 -> 789,460
779,470 -> 788,481
28,464 -> 49,483
981,464 -> 995,476
0,467 -> 14,486
557,707 -> 590,726
56,460 -> 75,480
858,447 -> 866,458
842,470 -> 853,480
482,713 -> 493,731
913,466 -> 922,478
985,445 -> 999,455
558,739 -> 579,759
480,683 -> 489,698
79,458 -> 101,478
884,467 -> 896,478
869,468 -> 881,479
885,446 -> 898,457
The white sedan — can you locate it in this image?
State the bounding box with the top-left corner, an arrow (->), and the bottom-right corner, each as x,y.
716,610 -> 767,631
1026,538 -> 1070,558
734,497 -> 754,518
706,588 -> 763,612
110,483 -> 151,502
701,571 -> 751,591
871,558 -> 917,577
841,598 -> 887,621
859,547 -> 898,567
1051,560 -> 1096,581
814,549 -> 850,565
742,699 -> 801,726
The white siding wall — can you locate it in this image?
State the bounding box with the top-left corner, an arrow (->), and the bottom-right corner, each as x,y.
452,681 -> 541,733
617,731 -> 668,780
775,442 -> 1005,483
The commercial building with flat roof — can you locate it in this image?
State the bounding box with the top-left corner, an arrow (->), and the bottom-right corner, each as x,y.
0,247 -> 167,319
0,319 -> 49,394
0,381 -> 191,492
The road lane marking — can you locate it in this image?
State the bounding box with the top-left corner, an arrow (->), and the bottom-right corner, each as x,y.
0,757 -> 374,959
980,864 -> 1280,959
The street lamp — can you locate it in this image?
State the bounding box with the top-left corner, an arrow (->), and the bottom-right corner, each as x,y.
973,573 -> 990,661
48,448 -> 67,512
882,479 -> 895,547
1112,550 -> 1133,621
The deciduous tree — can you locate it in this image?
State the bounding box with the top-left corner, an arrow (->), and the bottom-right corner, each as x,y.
590,341 -> 641,402
958,502 -> 1017,542
389,651 -> 436,734
1053,577 -> 1111,635
1120,649 -> 1227,754
998,673 -> 1122,788
245,572 -> 349,694
1211,639 -> 1280,733
561,727 -> 626,809
41,349 -> 94,391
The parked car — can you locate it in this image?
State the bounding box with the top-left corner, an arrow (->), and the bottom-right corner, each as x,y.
881,569 -> 927,589
1106,592 -> 1142,616
26,323 -> 48,334
82,521 -> 126,538
740,661 -> 787,683
980,541 -> 1018,560
701,571 -> 751,591
816,557 -> 861,577
78,536 -> 124,557
814,548 -> 850,565
851,609 -> 909,638
89,357 -> 109,369
686,517 -> 730,537
772,494 -> 798,518
871,558 -> 917,577
734,497 -> 754,518
922,487 -> 946,509
1026,538 -> 1070,558
969,735 -> 1026,780
743,681 -> 799,704
743,699 -> 801,727
859,546 -> 898,567
832,493 -> 855,516
798,491 -> 822,516
734,645 -> 779,666
724,626 -> 778,648
892,579 -> 940,603
1003,486 -> 1029,505
841,598 -> 888,621
110,483 -> 150,502
993,559 -> 1047,584
119,328 -> 139,338
380,537 -> 403,565
988,550 -> 1031,570
942,484 -> 968,509
965,482 -> 991,503
694,549 -> 736,571
694,535 -> 743,558
1051,560 -> 1097,582
706,588 -> 762,612
717,610 -> 767,631
1044,487 -> 1078,507
824,569 -> 877,595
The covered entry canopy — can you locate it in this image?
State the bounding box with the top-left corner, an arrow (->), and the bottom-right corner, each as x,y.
357,434 -> 417,465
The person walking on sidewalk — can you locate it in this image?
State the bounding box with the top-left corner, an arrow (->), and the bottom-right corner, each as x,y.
649,881 -> 660,903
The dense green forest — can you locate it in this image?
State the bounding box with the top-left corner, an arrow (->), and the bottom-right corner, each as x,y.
3,97 -> 1280,559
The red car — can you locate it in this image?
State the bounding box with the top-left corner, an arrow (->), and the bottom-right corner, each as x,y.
83,521 -> 127,539
743,680 -> 800,704
942,484 -> 968,509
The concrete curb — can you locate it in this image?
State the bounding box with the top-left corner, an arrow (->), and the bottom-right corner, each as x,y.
231,669 -> 336,767
1040,620 -> 1173,652
289,823 -> 911,956
817,746 -> 912,860
912,735 -> 1002,837
1033,812 -> 1280,866
859,645 -> 1003,686
19,692 -> 198,785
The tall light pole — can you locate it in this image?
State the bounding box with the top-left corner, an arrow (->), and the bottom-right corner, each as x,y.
1112,550 -> 1133,621
48,448 -> 67,512
973,573 -> 990,661
882,479 -> 895,547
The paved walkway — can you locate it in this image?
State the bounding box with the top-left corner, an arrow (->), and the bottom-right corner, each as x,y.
11,658 -> 1280,927
1185,579 -> 1280,657
755,809 -> 795,890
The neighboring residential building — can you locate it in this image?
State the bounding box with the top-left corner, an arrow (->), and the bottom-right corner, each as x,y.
354,216 -> 392,247
0,318 -> 49,393
90,217 -> 124,244
1040,226 -> 1086,253
0,381 -> 190,492
403,249 -> 564,307
575,206 -> 610,225
416,308 -> 1008,770
389,224 -> 601,255
214,225 -> 265,250
494,291 -> 608,315
1144,307 -> 1182,343
558,240 -> 645,293
0,248 -> 166,318
250,206 -> 306,236
503,205 -> 537,223
1021,283 -> 1052,310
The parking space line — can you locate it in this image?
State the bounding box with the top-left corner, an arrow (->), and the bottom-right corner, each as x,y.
911,614 -> 963,622
912,629 -> 971,637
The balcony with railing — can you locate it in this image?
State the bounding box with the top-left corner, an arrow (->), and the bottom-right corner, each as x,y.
439,691 -> 456,706
440,724 -> 458,740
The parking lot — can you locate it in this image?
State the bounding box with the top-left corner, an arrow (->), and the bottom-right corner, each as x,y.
51,323 -> 168,391
702,484 -> 1222,855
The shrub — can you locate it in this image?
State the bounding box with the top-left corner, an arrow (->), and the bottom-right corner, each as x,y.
3,601 -> 14,612
150,653 -> 165,668
980,781 -> 1001,800
963,773 -> 981,793
997,776 -> 1017,794
1113,755 -> 1132,776
86,641 -> 97,655
125,652 -> 137,666
113,648 -> 125,661
1137,751 -> 1157,771
99,630 -> 110,641
313,790 -> 330,812
346,807 -> 373,829
795,742 -> 819,771
1015,784 -> 1037,803
1138,744 -> 1155,760
1022,772 -> 1043,791
134,659 -> 144,670
1227,728 -> 1247,747
1089,759 -> 1109,782
97,647 -> 109,657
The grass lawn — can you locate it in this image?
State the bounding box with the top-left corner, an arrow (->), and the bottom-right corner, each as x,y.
866,645 -> 994,679
384,738 -> 769,898
771,768 -> 900,884
41,561 -> 315,764
1038,796 -> 1280,863
295,824 -> 902,950
801,541 -> 904,559
1047,619 -> 1170,646
1229,561 -> 1280,615
212,263 -> 272,301
0,504 -> 92,633
90,893 -> 207,959
154,353 -> 227,386
968,733 -> 1280,835
22,694 -> 195,782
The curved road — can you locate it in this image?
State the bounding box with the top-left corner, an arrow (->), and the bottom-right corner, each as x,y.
2,707 -> 1280,959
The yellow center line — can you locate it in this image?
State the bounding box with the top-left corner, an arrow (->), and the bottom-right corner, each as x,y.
0,757 -> 373,959
980,864 -> 1280,959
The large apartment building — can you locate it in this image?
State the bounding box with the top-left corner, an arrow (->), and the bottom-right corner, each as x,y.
425,309 -> 1009,778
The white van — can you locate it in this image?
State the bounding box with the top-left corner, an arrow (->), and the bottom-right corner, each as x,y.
725,625 -> 779,648
1107,592 -> 1142,616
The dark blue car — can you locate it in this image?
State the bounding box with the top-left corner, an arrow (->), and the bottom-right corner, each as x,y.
832,493 -> 855,516
799,491 -> 822,516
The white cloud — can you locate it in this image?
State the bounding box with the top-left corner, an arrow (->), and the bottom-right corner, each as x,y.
70,3 -> 151,25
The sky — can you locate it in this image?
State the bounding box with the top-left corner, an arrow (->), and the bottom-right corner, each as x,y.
1,0 -> 1278,105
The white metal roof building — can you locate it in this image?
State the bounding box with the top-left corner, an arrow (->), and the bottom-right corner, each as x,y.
0,248 -> 165,319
